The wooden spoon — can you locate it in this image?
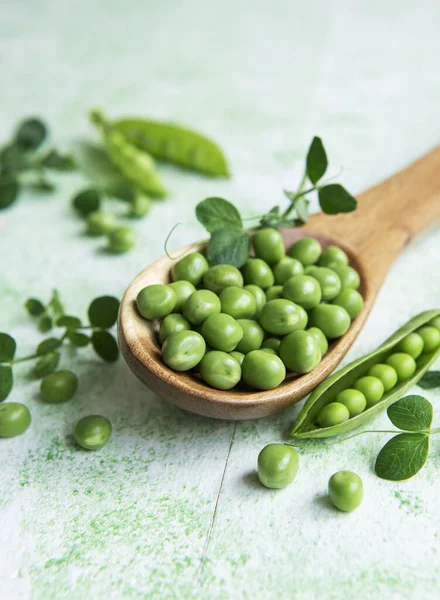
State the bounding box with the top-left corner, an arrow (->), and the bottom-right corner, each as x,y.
118,147 -> 440,420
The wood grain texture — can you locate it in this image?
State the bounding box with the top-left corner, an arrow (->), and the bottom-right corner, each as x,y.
118,146 -> 440,420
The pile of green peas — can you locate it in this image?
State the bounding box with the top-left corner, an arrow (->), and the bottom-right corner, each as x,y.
137,229 -> 365,391
317,318 -> 440,428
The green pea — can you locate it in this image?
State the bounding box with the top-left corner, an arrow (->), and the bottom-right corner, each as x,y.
329,264 -> 360,290
199,351 -> 241,390
0,403 -> 31,438
367,363 -> 398,392
219,287 -> 256,319
252,228 -> 285,265
241,258 -> 274,289
258,444 -> 299,489
397,332 -> 424,359
182,290 -> 221,325
307,327 -> 328,356
259,299 -> 308,336
171,252 -> 209,286
261,347 -> 277,355
354,376 -> 384,407
429,316 -> 440,330
265,285 -> 283,301
86,210 -> 116,236
74,415 -> 112,450
332,289 -> 364,319
417,326 -> 440,353
309,304 -> 351,339
107,226 -> 135,253
235,319 -> 265,354
242,350 -> 286,390
279,330 -> 321,373
282,275 -> 322,309
168,281 -> 196,312
288,237 -> 322,266
129,194 -> 151,218
385,353 -> 417,381
319,245 -> 349,268
261,337 -> 281,352
229,351 -> 245,366
273,257 -> 303,285
40,370 -> 78,403
243,284 -> 266,316
162,330 -> 206,371
328,471 -> 363,512
159,313 -> 191,344
307,267 -> 341,301
335,389 -> 367,417
137,284 -> 177,320
203,264 -> 243,294
201,313 -> 243,352
317,402 -> 350,428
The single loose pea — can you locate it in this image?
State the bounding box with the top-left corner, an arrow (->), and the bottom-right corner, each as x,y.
307,327 -> 328,356
288,237 -> 322,266
201,313 -> 243,352
199,351 -> 241,390
417,326 -> 440,353
0,403 -> 31,438
329,264 -> 360,290
397,332 -> 424,359
229,351 -> 245,366
317,402 -> 350,428
367,363 -> 398,392
242,350 -> 286,390
335,389 -> 367,417
385,353 -> 416,381
258,444 -> 299,489
159,313 -> 191,344
74,415 -> 112,450
241,258 -> 274,289
273,257 -> 303,285
328,471 -> 363,512
40,370 -> 78,403
265,285 -> 283,301
354,376 -> 384,407
243,284 -> 266,316
203,264 -> 243,294
137,284 -> 177,320
235,319 -> 265,354
168,281 -> 196,312
429,316 -> 440,330
261,337 -> 281,352
309,304 -> 351,339
171,252 -> 209,286
279,330 -> 321,374
252,228 -> 285,265
86,210 -> 116,236
219,287 -> 256,319
259,299 -> 308,336
332,289 -> 364,319
162,330 -> 206,371
282,275 -> 322,309
183,290 -> 221,325
319,245 -> 349,268
107,226 -> 135,253
307,267 -> 341,301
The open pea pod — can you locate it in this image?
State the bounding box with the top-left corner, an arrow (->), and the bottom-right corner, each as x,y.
291,310 -> 440,439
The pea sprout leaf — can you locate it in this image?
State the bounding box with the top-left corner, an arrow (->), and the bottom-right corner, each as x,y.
57,315 -> 81,329
196,197 -> 242,233
88,296 -> 120,329
0,333 -> 16,363
92,331 -> 119,362
38,315 -> 53,333
48,290 -> 64,319
72,188 -> 101,216
318,184 -> 357,215
387,395 -> 433,432
68,332 -> 90,347
0,177 -> 20,210
37,337 -> 62,356
375,433 -> 429,481
306,136 -> 328,184
15,117 -> 47,151
206,227 -> 249,268
29,176 -> 56,193
0,366 -> 13,402
33,351 -> 60,378
41,150 -> 75,171
418,371 -> 440,390
24,298 -> 45,317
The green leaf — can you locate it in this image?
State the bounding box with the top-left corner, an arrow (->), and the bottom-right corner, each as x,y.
0,143 -> 26,175
418,371 -> 440,389
36,337 -> 61,356
38,315 -> 53,333
294,197 -> 310,224
0,333 -> 16,363
375,433 -> 429,481
0,177 -> 20,209
206,228 -> 250,268
33,351 -> 60,378
29,176 -> 56,193
0,366 -> 13,402
88,296 -> 120,329
48,289 -> 64,319
24,298 -> 45,317
41,150 -> 75,171
57,315 -> 81,329
73,141 -> 125,186
259,206 -> 280,228
306,136 -> 328,184
15,117 -> 47,151
72,188 -> 101,216
387,395 -> 433,432
67,332 -> 90,347
196,198 -> 242,233
91,331 -> 119,362
318,184 -> 357,215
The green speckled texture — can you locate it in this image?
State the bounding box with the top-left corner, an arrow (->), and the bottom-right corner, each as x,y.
1,1 -> 440,598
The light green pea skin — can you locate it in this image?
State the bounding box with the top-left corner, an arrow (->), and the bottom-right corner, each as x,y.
309,304 -> 351,339
86,211 -> 116,236
259,299 -> 308,336
397,332 -> 424,359
40,370 -> 78,403
235,319 -> 265,354
159,313 -> 191,344
258,444 -> 299,489
265,286 -> 283,301
273,257 -> 303,285
329,264 -> 360,290
429,316 -> 440,330
201,313 -> 243,352
307,327 -> 328,356
354,376 -> 384,407
261,337 -> 281,352
199,351 -> 241,390
241,258 -> 274,290
162,330 -> 206,371
219,287 -> 256,319
282,275 -> 322,309
0,403 -> 31,438
328,471 -> 363,512
252,228 -> 285,265
288,237 -> 322,266
279,330 -> 321,373
168,281 -> 196,312
319,245 -> 349,268
171,252 -> 209,286
385,352 -> 417,381
203,264 -> 244,294
242,350 -> 286,390
182,290 -> 221,325
107,226 -> 135,253
74,415 -> 112,450
367,363 -> 398,392
332,289 -> 364,319
417,326 -> 440,353
335,389 -> 367,417
229,351 -> 245,366
243,284 -> 267,316
261,347 -> 277,355
317,402 -> 350,428
307,266 -> 341,301
137,285 -> 177,320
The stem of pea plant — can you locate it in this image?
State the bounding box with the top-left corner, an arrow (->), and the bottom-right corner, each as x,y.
12,354 -> 40,365
281,172 -> 309,219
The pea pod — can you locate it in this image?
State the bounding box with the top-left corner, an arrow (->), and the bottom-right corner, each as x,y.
291,310 -> 440,439
90,109 -> 166,199
113,118 -> 229,177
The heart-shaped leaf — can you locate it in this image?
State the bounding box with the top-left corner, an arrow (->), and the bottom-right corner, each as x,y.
375,433 -> 429,481
88,296 -> 120,329
196,197 -> 242,233
206,228 -> 249,268
387,395 -> 433,432
318,184 -> 357,215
